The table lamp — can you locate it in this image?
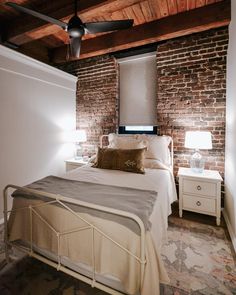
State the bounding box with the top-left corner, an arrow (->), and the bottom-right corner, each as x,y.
74,129 -> 87,159
185,131 -> 212,173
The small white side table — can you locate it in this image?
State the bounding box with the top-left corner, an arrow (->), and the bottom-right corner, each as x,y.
65,158 -> 88,172
178,167 -> 223,226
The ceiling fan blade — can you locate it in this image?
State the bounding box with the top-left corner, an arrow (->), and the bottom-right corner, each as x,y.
85,19 -> 133,34
6,2 -> 67,30
70,37 -> 82,58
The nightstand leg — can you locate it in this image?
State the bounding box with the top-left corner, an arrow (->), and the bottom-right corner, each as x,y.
179,209 -> 183,218
178,177 -> 183,218
216,182 -> 221,226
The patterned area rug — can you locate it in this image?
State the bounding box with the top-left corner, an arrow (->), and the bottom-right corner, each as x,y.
0,216 -> 235,295
161,216 -> 236,295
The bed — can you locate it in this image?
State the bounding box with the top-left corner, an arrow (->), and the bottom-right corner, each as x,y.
3,134 -> 177,295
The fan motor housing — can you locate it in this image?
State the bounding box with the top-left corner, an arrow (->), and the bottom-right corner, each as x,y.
67,15 -> 85,37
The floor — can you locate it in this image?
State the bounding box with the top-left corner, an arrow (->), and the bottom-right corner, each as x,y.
0,203 -> 235,295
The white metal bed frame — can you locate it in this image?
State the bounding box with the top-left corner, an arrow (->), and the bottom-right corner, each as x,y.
3,185 -> 146,295
3,134 -> 174,295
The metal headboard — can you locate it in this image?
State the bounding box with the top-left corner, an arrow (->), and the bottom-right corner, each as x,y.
100,134 -> 174,172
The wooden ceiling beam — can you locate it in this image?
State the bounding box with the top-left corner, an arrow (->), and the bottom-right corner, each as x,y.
52,0 -> 231,63
6,0 -> 144,45
18,41 -> 50,63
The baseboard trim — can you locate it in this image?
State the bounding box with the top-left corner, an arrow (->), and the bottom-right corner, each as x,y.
222,209 -> 236,253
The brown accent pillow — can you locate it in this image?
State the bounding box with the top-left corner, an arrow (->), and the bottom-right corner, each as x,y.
92,147 -> 146,174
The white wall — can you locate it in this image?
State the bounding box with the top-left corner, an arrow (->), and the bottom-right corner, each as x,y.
0,45 -> 77,220
225,1 -> 236,250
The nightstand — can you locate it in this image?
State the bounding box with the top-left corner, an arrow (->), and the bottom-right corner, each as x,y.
65,158 -> 88,172
178,167 -> 223,226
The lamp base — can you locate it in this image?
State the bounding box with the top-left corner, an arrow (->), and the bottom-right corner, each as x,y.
190,151 -> 205,173
75,143 -> 83,160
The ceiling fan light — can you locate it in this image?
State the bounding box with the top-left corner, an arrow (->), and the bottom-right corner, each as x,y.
68,27 -> 84,38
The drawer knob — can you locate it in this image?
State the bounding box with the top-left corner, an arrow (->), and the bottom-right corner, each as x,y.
197,185 -> 202,191
196,201 -> 201,206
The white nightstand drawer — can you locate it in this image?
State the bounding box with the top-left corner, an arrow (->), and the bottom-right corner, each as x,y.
183,195 -> 216,214
183,179 -> 216,197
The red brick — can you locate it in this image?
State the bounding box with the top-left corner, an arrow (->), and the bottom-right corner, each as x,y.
157,27 -> 228,177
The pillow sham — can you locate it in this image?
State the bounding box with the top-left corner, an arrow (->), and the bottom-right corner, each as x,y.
136,134 -> 171,165
108,133 -> 146,150
143,159 -> 171,170
87,154 -> 97,163
92,147 -> 146,174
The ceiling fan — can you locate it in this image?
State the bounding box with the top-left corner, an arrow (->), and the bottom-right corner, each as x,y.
6,1 -> 134,59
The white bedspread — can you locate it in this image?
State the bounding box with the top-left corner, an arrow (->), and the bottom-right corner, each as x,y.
63,164 -> 177,251
8,165 -> 177,295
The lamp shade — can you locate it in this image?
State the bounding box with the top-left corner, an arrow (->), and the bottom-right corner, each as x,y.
185,131 -> 212,150
74,130 -> 87,143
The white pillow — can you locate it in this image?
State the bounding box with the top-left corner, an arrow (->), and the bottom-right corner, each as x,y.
144,159 -> 170,170
88,154 -> 97,163
136,135 -> 171,165
108,133 -> 146,149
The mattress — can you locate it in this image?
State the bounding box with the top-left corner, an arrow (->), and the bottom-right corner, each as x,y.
8,164 -> 177,295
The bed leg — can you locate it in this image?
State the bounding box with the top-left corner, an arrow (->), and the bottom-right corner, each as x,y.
4,244 -> 10,264
3,187 -> 10,264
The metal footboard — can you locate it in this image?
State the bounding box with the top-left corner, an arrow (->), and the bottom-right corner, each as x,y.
3,184 -> 146,295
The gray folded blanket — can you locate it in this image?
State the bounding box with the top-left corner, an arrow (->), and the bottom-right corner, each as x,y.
12,176 -> 158,234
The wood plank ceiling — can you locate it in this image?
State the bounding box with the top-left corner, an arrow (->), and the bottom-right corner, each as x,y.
0,0 -> 230,64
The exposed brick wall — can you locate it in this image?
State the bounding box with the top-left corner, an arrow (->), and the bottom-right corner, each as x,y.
57,55 -> 119,155
156,27 -> 228,177
58,27 -> 228,178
